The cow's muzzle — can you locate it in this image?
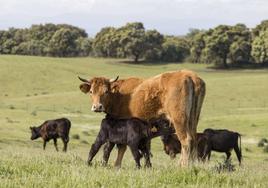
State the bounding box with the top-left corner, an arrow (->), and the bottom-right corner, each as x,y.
91,104 -> 105,112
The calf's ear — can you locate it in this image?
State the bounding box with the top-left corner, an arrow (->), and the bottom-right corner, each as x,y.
29,127 -> 33,130
79,83 -> 91,93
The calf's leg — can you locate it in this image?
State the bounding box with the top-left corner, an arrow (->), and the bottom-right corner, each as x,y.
53,138 -> 59,151
88,130 -> 107,166
141,141 -> 152,168
129,145 -> 142,169
62,137 -> 69,152
43,140 -> 47,150
114,145 -> 127,168
102,142 -> 115,166
225,151 -> 231,162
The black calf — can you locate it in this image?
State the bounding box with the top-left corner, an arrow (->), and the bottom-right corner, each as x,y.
30,118 -> 71,152
88,115 -> 152,168
88,115 -> 173,168
203,128 -> 242,164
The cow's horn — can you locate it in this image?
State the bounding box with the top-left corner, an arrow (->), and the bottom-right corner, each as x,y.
110,76 -> 119,83
78,76 -> 90,83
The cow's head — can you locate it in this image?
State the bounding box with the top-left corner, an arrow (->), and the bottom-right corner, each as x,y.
78,76 -> 119,112
29,126 -> 40,140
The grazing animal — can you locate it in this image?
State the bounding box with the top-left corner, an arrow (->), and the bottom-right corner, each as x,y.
203,128 -> 242,164
87,114 -> 173,168
161,133 -> 209,161
30,118 -> 71,152
79,69 -> 206,167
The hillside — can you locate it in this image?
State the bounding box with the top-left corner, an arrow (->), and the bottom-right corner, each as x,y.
0,55 -> 268,187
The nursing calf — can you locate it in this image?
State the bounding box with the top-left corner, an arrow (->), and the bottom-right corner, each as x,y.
87,115 -> 173,168
30,118 -> 71,152
161,133 -> 209,161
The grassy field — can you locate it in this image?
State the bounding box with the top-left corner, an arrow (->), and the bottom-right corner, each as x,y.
0,55 -> 268,187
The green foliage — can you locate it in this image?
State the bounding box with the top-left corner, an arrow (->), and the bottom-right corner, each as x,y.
251,30 -> 268,64
92,27 -> 119,57
143,29 -> 164,61
252,20 -> 268,38
161,36 -> 190,62
190,32 -> 206,63
190,24 -> 252,67
0,23 -> 91,57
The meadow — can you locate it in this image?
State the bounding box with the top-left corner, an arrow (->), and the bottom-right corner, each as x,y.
0,55 -> 268,187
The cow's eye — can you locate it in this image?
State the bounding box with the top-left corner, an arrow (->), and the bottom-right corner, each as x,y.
89,90 -> 93,94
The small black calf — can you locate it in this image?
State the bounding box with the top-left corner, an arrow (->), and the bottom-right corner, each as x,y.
30,118 -> 71,152
203,128 -> 242,164
87,115 -> 173,168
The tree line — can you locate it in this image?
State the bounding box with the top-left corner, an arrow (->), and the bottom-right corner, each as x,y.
1,20 -> 268,67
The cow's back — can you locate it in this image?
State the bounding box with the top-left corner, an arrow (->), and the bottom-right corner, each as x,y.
128,70 -> 205,121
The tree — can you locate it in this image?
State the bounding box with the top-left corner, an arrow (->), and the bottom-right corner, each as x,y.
252,20 -> 268,38
251,30 -> 268,64
92,27 -> 119,57
195,24 -> 252,67
76,37 -> 92,56
229,39 -> 251,64
161,36 -> 190,62
48,28 -> 79,57
190,32 -> 206,63
143,29 -> 164,61
118,22 -> 147,62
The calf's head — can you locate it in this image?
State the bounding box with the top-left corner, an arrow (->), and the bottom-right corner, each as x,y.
161,135 -> 181,159
78,76 -> 119,112
29,127 -> 40,140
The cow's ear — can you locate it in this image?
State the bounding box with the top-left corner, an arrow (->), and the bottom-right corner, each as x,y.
110,81 -> 120,93
79,83 -> 91,93
29,127 -> 33,130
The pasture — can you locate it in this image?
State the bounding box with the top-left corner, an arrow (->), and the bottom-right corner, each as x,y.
0,55 -> 268,187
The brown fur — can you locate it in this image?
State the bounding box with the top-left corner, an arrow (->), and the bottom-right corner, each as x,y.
79,70 -> 206,167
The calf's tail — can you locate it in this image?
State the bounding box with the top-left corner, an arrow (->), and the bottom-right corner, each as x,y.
238,133 -> 242,160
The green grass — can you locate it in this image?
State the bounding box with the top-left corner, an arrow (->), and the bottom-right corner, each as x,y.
0,55 -> 268,187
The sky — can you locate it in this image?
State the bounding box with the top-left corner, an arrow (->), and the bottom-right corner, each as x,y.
0,0 -> 268,36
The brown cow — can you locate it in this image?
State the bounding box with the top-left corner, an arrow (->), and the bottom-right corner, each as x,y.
79,70 -> 206,167
161,133 -> 209,161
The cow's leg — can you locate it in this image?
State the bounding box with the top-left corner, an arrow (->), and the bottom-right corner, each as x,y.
171,118 -> 197,166
129,145 -> 142,169
43,140 -> 47,150
102,142 -> 115,166
114,144 -> 127,168
53,138 -> 59,151
234,145 -> 242,165
167,78 -> 198,166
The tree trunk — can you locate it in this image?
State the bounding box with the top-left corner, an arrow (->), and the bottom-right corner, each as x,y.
134,54 -> 139,63
223,54 -> 228,68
